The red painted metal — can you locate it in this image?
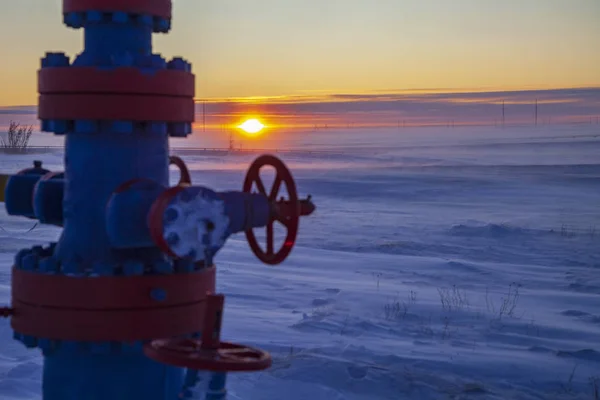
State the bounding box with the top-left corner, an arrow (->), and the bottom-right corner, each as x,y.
169,156 -> 191,185
63,0 -> 172,19
110,156 -> 191,196
12,266 -> 214,309
39,94 -> 194,122
11,300 -> 206,342
144,339 -> 272,372
200,294 -> 224,350
36,171 -> 64,181
111,177 -> 156,194
243,155 -> 300,265
10,266 -> 215,341
147,184 -> 187,258
38,67 -> 194,98
144,294 -> 272,372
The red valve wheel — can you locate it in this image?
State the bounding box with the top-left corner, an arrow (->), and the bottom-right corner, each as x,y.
144,338 -> 272,372
169,155 -> 191,185
243,155 -> 300,265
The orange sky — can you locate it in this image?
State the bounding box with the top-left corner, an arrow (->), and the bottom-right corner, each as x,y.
0,0 -> 598,111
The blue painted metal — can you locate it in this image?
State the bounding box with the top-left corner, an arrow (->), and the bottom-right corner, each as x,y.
5,2 -> 278,399
42,350 -> 183,400
205,373 -> 228,400
178,371 -> 227,400
5,161 -> 50,217
105,179 -> 166,249
106,185 -> 270,250
33,174 -> 65,226
218,191 -> 271,233
8,4 -> 189,399
64,11 -> 171,34
57,133 -> 169,266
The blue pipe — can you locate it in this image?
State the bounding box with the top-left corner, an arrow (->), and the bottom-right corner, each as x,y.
179,371 -> 227,400
56,132 -> 169,267
4,161 -> 50,218
19,11 -> 185,400
206,373 -> 228,400
33,174 -> 65,226
40,101 -> 182,400
106,185 -> 271,249
10,5 -> 275,399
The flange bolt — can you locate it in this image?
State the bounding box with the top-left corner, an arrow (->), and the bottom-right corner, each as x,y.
1,307 -> 14,318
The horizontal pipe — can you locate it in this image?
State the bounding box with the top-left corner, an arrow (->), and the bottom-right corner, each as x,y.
106,184 -> 271,252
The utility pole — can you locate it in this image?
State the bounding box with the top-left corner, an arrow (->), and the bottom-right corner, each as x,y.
502,100 -> 505,128
534,99 -> 538,126
202,101 -> 206,132
228,131 -> 235,151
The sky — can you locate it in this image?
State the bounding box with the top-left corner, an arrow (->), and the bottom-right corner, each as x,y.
0,0 -> 598,126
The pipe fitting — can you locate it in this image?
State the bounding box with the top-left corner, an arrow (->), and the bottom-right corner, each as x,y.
5,161 -> 50,218
106,178 -> 165,249
33,172 -> 65,226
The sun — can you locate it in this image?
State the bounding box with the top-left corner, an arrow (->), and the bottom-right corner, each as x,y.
238,119 -> 265,136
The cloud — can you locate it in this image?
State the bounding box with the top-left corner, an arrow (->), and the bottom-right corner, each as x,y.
0,106 -> 37,115
2,87 -> 598,128
196,87 -> 600,126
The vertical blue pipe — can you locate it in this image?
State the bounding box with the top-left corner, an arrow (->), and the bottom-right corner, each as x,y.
179,371 -> 228,400
56,132 -> 169,266
37,11 -> 185,400
206,373 -> 228,400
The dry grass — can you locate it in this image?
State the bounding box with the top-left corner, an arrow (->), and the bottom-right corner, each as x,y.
1,121 -> 33,151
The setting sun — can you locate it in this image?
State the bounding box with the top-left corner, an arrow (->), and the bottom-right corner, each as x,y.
238,119 -> 265,136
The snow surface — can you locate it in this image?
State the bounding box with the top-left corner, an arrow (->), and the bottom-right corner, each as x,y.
1,125 -> 599,399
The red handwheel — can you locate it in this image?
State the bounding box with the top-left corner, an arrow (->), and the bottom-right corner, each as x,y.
169,155 -> 191,185
144,338 -> 272,372
243,155 -> 300,265
144,294 -> 272,372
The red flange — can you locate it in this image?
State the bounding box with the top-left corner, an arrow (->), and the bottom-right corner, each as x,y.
148,184 -> 187,259
38,93 -> 194,122
243,155 -> 300,265
10,266 -> 215,341
112,177 -> 156,194
38,67 -> 195,98
63,0 -> 172,19
12,267 -> 214,309
12,299 -> 206,342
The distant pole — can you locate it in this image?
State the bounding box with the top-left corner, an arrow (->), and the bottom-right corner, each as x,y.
228,131 -> 234,151
202,101 -> 206,132
502,100 -> 505,128
534,99 -> 538,126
